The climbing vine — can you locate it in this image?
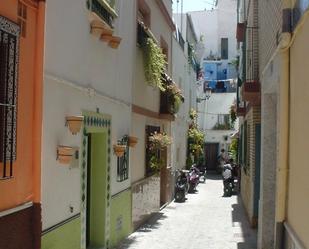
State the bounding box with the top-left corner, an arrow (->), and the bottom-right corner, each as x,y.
186,108 -> 205,168
142,38 -> 167,91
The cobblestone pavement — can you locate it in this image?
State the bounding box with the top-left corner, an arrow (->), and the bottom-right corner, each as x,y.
117,174 -> 257,249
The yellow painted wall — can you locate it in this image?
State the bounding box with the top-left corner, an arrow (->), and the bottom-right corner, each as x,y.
287,16 -> 309,248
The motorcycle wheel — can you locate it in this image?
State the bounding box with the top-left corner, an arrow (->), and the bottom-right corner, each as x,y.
188,184 -> 195,193
175,191 -> 185,202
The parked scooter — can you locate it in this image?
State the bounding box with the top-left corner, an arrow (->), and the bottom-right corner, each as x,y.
222,163 -> 235,197
174,170 -> 188,202
197,165 -> 207,183
188,165 -> 200,193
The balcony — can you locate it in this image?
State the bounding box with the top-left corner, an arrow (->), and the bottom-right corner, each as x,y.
87,0 -> 117,28
241,81 -> 261,105
87,0 -> 121,49
236,23 -> 245,42
236,106 -> 246,117
159,73 -> 184,120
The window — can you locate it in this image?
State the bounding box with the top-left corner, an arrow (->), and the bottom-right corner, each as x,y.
17,1 -> 27,37
0,16 -> 20,179
145,125 -> 160,177
117,136 -> 129,182
221,38 -> 228,60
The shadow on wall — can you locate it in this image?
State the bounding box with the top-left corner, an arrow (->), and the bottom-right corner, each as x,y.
116,212 -> 167,249
232,196 -> 257,249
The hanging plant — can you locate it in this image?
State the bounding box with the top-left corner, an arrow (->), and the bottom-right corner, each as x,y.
148,132 -> 172,151
149,154 -> 164,172
142,38 -> 167,91
165,83 -> 185,114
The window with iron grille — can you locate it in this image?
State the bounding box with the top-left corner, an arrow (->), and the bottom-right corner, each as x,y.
0,16 -> 20,179
117,135 -> 129,182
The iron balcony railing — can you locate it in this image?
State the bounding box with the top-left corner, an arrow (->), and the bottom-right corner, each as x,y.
87,0 -> 117,28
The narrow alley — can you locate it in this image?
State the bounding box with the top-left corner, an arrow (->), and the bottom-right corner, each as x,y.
118,175 -> 257,249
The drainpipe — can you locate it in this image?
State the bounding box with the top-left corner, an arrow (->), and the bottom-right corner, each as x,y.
33,0 -> 45,205
32,2 -> 45,248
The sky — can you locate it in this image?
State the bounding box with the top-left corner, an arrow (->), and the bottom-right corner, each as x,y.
172,0 -> 217,13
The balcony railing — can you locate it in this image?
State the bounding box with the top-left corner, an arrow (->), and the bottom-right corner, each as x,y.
87,0 -> 117,28
236,106 -> 246,117
241,81 -> 261,105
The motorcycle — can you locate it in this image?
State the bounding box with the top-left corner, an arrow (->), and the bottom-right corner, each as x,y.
197,165 -> 207,183
174,170 -> 188,202
188,165 -> 200,193
223,177 -> 234,197
222,163 -> 235,197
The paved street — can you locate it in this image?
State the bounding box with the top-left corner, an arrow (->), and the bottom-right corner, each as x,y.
117,174 -> 257,249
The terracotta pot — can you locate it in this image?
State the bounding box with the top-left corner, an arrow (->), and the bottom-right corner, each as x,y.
113,145 -> 126,157
66,116 -> 84,135
57,146 -> 74,165
128,136 -> 138,147
108,36 -> 122,49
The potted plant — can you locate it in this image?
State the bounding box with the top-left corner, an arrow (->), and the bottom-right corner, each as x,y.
66,115 -> 84,135
57,146 -> 74,165
148,132 -> 172,151
113,144 -> 126,157
128,136 -> 138,147
147,132 -> 172,173
165,83 -> 185,114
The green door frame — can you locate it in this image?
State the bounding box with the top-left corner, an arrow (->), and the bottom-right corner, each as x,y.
81,111 -> 112,249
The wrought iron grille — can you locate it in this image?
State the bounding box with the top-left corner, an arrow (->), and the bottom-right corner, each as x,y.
87,0 -> 114,28
117,135 -> 129,182
0,16 -> 20,179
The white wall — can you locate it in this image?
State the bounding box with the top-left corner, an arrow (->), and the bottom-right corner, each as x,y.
42,77 -> 132,229
170,37 -> 193,170
189,0 -> 238,62
43,0 -> 136,229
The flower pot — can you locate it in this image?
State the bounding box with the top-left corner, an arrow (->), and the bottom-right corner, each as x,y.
66,116 -> 84,135
113,145 -> 126,157
128,136 -> 138,147
57,146 -> 74,165
108,36 -> 122,49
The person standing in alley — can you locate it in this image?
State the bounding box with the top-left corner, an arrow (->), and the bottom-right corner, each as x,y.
218,149 -> 228,172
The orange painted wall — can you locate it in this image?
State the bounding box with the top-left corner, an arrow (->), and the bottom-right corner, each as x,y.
0,0 -> 44,211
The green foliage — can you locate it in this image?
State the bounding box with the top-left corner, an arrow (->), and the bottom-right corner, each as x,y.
165,83 -> 184,114
229,138 -> 238,161
186,108 -> 205,167
142,38 -> 167,91
149,154 -> 164,173
148,132 -> 172,172
149,132 -> 172,150
230,105 -> 237,127
189,108 -> 197,120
